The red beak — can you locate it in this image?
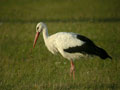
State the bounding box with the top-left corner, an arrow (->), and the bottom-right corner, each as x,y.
33,32 -> 40,48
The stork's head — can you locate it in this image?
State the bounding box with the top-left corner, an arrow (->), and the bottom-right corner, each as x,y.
36,22 -> 47,33
33,22 -> 46,48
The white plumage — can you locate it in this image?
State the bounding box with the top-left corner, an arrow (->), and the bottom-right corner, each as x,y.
34,22 -> 85,60
33,22 -> 112,79
46,32 -> 85,60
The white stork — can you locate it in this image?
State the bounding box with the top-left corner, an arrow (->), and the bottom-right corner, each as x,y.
33,22 -> 112,79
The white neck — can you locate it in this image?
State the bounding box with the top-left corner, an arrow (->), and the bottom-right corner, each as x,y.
42,27 -> 49,45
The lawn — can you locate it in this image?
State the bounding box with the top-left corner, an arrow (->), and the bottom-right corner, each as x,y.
0,0 -> 120,90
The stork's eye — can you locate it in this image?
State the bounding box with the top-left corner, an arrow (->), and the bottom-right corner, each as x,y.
37,27 -> 39,30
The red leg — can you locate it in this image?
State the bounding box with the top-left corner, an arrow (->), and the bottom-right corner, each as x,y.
70,60 -> 75,80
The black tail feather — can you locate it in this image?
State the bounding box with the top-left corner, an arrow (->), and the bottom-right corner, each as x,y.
94,46 -> 112,60
108,56 -> 112,60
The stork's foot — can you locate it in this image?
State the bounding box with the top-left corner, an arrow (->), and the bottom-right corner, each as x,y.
70,60 -> 75,80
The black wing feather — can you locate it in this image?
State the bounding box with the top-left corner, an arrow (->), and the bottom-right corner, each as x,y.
64,34 -> 112,59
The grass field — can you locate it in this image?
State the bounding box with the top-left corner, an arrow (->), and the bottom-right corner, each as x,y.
0,0 -> 120,90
